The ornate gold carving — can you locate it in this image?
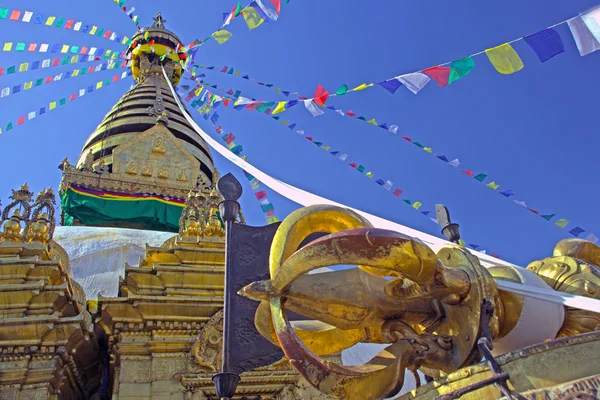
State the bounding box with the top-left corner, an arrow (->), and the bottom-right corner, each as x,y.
1,183 -> 33,243
190,310 -> 223,373
152,137 -> 167,155
126,161 -> 138,175
142,164 -> 153,177
158,166 -> 169,179
24,188 -> 57,245
177,169 -> 188,182
80,149 -> 94,172
527,239 -> 600,337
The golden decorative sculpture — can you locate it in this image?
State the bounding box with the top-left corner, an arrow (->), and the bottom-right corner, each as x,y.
190,310 -> 224,372
142,164 -> 153,176
126,161 -> 138,175
0,183 -> 33,242
158,166 -> 169,179
153,136 -> 167,154
240,205 -> 600,400
178,169 -> 188,182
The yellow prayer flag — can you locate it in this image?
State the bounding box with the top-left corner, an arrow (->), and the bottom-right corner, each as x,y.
49,101 -> 57,110
275,88 -> 281,93
72,69 -> 80,77
366,172 -> 374,178
352,83 -> 369,91
424,147 -> 432,153
71,56 -> 79,63
18,63 -> 28,72
96,81 -> 103,89
322,146 -> 331,151
281,120 -> 289,125
3,42 -> 12,51
486,181 -> 500,190
144,31 -> 150,40
61,45 -> 69,53
234,70 -> 241,77
555,219 -> 569,228
121,36 -> 129,45
212,30 -> 233,45
272,101 -> 287,115
195,88 -> 202,96
228,142 -> 235,150
242,7 -> 265,30
241,155 -> 248,161
23,81 -> 33,90
45,16 -> 56,26
412,201 -> 423,210
485,43 -> 524,75
367,119 -> 377,125
90,26 -> 98,35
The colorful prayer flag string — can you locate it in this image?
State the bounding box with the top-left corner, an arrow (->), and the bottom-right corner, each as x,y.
1,41 -> 127,59
0,8 -> 132,46
0,71 -> 132,135
0,60 -> 129,99
111,0 -> 142,30
181,67 -> 600,244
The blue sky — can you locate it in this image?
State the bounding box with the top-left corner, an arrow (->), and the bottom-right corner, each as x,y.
0,0 -> 599,266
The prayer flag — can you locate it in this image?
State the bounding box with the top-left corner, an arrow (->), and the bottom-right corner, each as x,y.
16,42 -> 25,52
541,214 -> 555,221
0,87 -> 9,97
28,43 -> 37,52
335,84 -> 348,95
3,42 -> 12,51
474,173 -> 487,182
10,10 -> 21,21
423,66 -> 451,87
398,72 -> 430,94
383,180 -> 393,190
393,188 -> 403,197
22,11 -> 33,22
23,81 -> 32,90
412,202 -> 422,210
582,7 -> 600,43
272,101 -> 287,114
352,83 -> 370,91
255,191 -> 267,200
486,181 -> 499,190
584,233 -> 599,244
377,79 -> 402,94
449,56 -> 474,83
462,170 -> 474,177
569,227 -> 585,237
389,125 -> 399,134
366,172 -> 373,178
303,99 -> 324,117
485,43 -> 524,74
313,84 -> 329,106
242,7 -> 265,30
524,28 -> 565,62
28,111 -> 35,120
40,43 -> 49,52
17,116 -> 25,125
568,15 -> 600,56
555,219 -> 569,228
49,102 -> 56,110
500,189 -> 514,197
212,30 -> 233,45
45,16 -> 56,26
256,0 -> 279,20
0,8 -> 8,19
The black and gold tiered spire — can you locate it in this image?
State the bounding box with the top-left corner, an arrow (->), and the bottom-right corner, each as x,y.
59,14 -> 217,232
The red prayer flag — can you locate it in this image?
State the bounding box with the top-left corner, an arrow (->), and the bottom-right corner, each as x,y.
10,10 -> 21,21
349,162 -> 358,168
87,66 -> 94,73
223,98 -> 230,107
103,30 -> 111,39
0,68 -> 4,76
270,0 -> 281,13
226,89 -> 234,95
44,76 -> 53,83
245,103 -> 257,110
70,93 -> 76,100
221,66 -> 228,73
314,84 -> 329,106
401,136 -> 412,142
462,170 -> 474,177
305,136 -> 313,141
255,191 -> 267,200
393,189 -> 403,197
17,116 -> 25,125
28,43 -> 37,52
266,210 -> 276,216
528,208 -> 540,215
423,66 -> 451,88
346,110 -> 356,117
65,19 -> 74,29
80,46 -> 88,54
52,58 -> 60,66
491,253 -> 499,258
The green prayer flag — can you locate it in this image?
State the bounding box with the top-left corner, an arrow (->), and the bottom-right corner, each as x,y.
314,142 -> 323,147
265,83 -> 274,87
80,68 -> 87,75
62,57 -> 69,65
555,219 -> 569,228
71,46 -> 79,54
335,84 -> 348,95
255,102 -> 273,112
35,78 -> 43,86
272,116 -> 280,120
59,98 -> 66,105
474,173 -> 487,182
0,8 -> 9,19
55,18 -> 65,28
358,116 -> 366,121
16,42 -> 25,52
6,122 -> 13,131
541,214 -> 556,221
104,79 -> 110,85
227,67 -> 234,74
357,165 -> 365,173
413,142 -> 424,148
96,28 -> 105,37
449,56 -> 474,84
402,199 -> 412,205
7,66 -> 15,74
234,2 -> 242,17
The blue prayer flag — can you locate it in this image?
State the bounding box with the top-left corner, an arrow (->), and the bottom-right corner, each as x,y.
287,100 -> 299,107
378,123 -> 389,130
81,25 -> 90,33
88,86 -> 94,93
377,79 -> 402,94
375,179 -> 385,186
39,107 -> 46,115
34,14 -> 44,24
31,61 -> 40,70
524,28 -> 565,63
569,227 -> 585,237
437,155 -> 449,162
12,85 -> 21,94
500,190 -> 514,197
282,91 -> 290,96
288,123 -> 296,129
51,44 -> 61,53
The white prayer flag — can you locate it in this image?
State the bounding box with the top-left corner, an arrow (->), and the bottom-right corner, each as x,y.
448,159 -> 460,168
39,44 -> 49,53
303,99 -> 324,117
79,89 -> 86,97
1,87 -> 10,98
121,71 -> 127,79
296,130 -> 305,135
22,11 -> 33,23
336,109 -> 345,116
74,21 -> 82,31
398,72 -> 430,94
110,32 -> 118,41
339,154 -> 348,161
41,59 -> 51,68
585,233 -> 599,244
389,125 -> 399,134
513,200 -> 527,207
89,47 -> 97,55
582,7 -> 600,43
256,0 -> 279,20
384,180 -> 393,191
234,96 -> 252,106
27,111 -> 36,120
54,73 -> 63,81
568,16 -> 600,56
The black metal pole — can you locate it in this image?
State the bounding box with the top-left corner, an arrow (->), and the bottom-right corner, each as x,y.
212,174 -> 243,400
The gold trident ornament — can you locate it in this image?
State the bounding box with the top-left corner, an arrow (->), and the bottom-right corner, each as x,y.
240,205 -> 502,400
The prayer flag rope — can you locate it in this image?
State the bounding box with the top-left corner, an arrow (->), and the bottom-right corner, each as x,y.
181,69 -> 599,245
111,0 -> 141,30
0,70 -> 132,135
1,60 -> 129,99
184,0 -> 288,54
0,54 -> 116,77
1,41 -> 127,59
188,8 -> 600,107
0,8 -> 132,46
